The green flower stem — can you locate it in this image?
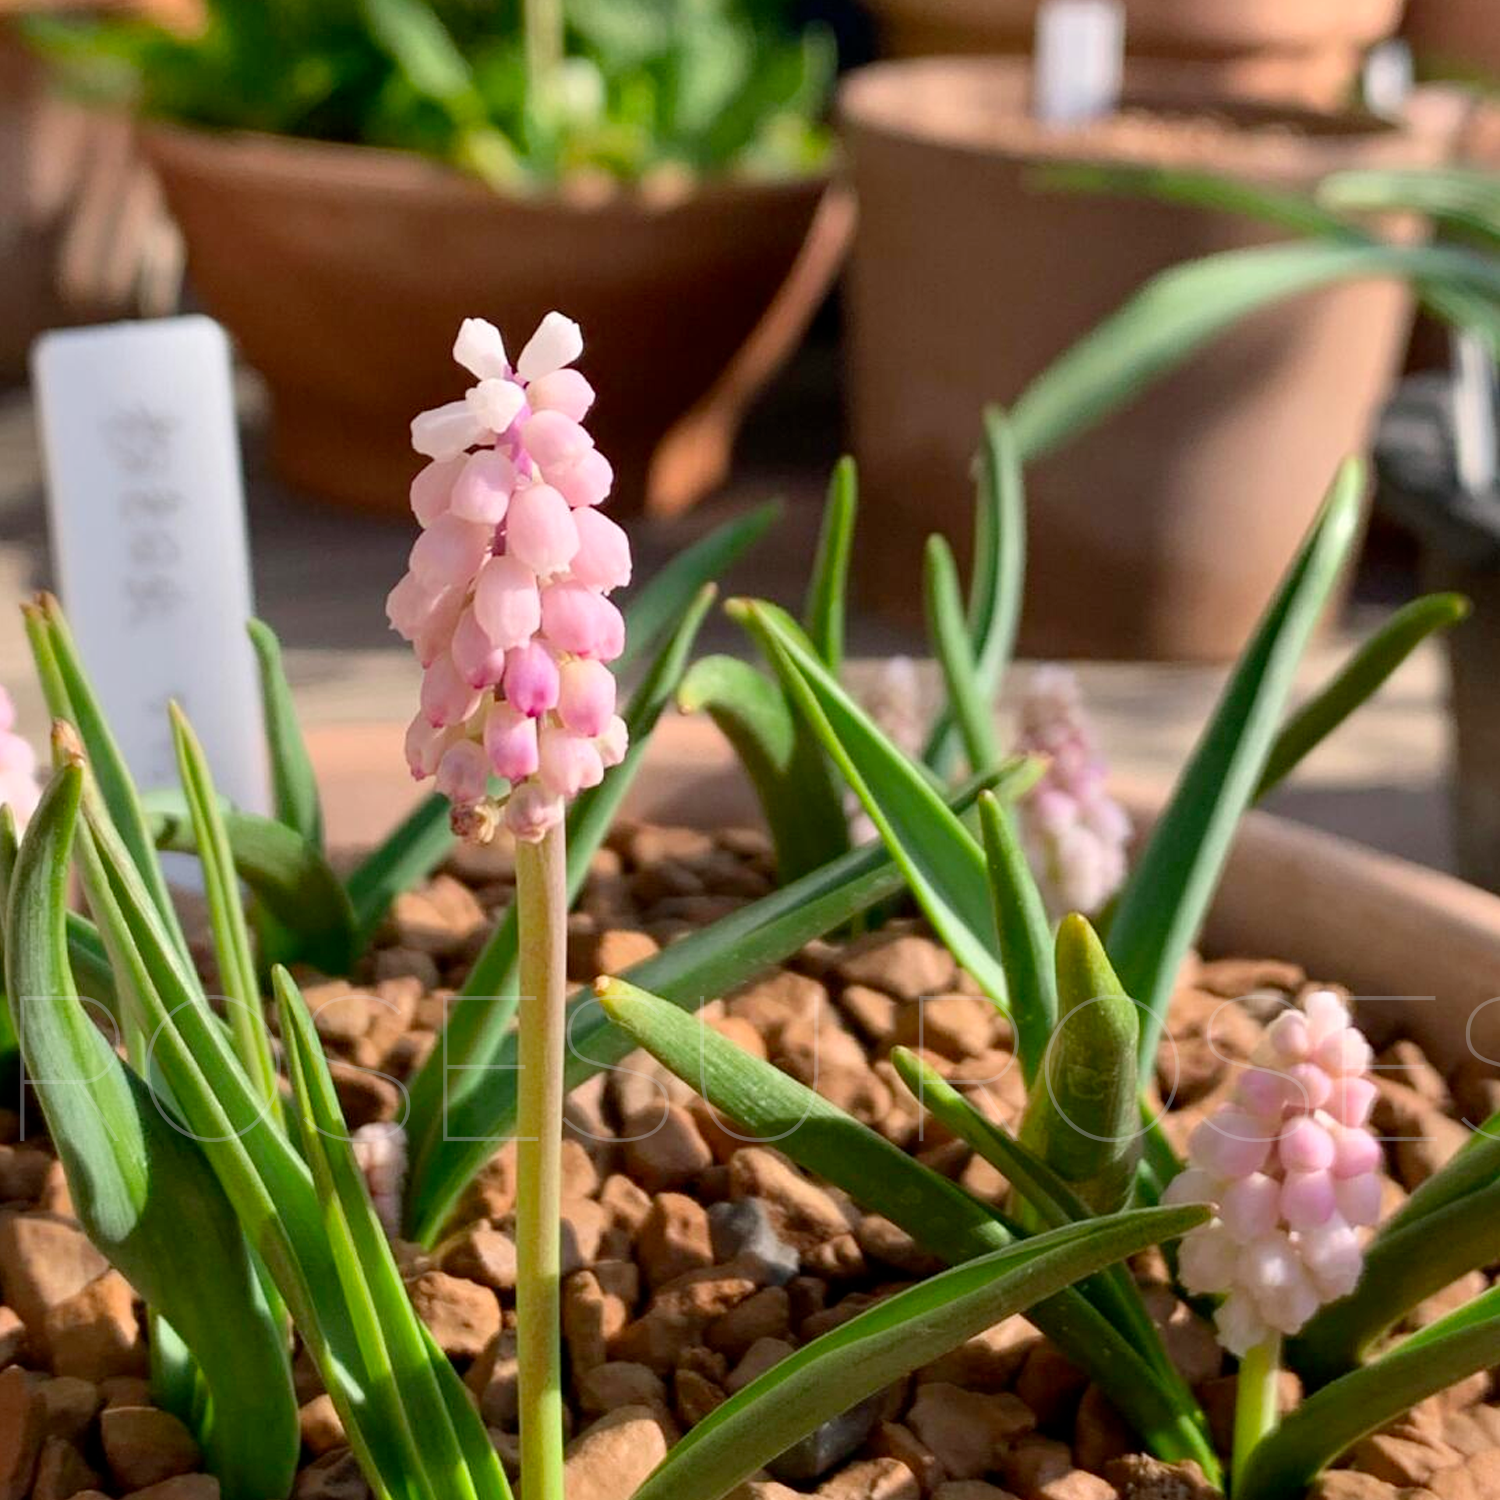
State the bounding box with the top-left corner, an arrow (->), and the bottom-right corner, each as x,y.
515,821 -> 568,1500
525,0 -> 564,134
1234,1335 -> 1283,1488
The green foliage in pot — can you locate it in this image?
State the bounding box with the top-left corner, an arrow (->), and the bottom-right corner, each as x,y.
7,189 -> 1500,1500
25,0 -> 833,186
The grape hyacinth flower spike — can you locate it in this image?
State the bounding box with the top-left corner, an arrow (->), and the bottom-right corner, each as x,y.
1013,665 -> 1130,919
388,311 -> 631,845
0,687 -> 40,828
1163,988 -> 1383,1481
391,312 -> 631,1500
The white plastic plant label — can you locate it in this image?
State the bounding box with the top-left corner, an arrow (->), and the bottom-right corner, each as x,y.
31,315 -> 270,814
1034,0 -> 1126,127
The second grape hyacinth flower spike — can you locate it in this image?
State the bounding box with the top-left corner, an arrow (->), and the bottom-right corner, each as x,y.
386,311 -> 632,844
1166,987 -> 1383,1354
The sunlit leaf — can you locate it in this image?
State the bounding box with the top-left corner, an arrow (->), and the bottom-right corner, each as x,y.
1109,465 -> 1364,1067
6,767 -> 299,1500
247,618 -> 324,849
635,1204 -> 1206,1500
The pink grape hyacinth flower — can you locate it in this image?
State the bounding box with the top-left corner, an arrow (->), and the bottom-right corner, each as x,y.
387,313 -> 631,843
0,688 -> 39,829
1164,988 -> 1383,1356
1014,665 -> 1131,920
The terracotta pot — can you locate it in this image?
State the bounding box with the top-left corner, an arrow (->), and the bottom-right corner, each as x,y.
0,20 -> 173,379
141,124 -> 853,518
304,712 -> 1500,1071
840,57 -> 1456,661
1403,0 -> 1500,87
866,0 -> 1406,108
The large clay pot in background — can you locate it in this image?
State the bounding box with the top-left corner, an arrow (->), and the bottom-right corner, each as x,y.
142,124 -> 851,518
866,0 -> 1406,109
1402,0 -> 1500,87
840,57 -> 1456,661
0,13 -> 175,379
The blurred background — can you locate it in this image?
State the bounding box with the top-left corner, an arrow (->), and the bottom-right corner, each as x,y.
3,0 -> 1500,879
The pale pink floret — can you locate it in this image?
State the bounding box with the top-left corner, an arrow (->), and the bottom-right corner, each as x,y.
452,608 -> 509,691
504,642 -> 561,719
507,485 -> 579,578
450,451 -> 515,524
394,311 -> 631,842
1170,989 -> 1385,1356
551,449 -> 615,510
411,457 -> 464,526
557,658 -> 616,738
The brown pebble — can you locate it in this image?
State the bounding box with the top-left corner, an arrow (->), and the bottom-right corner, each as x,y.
101,1406 -> 202,1492
0,1364 -> 43,1500
638,1194 -> 715,1289
817,1456 -> 922,1499
907,1384 -> 1035,1481
46,1270 -> 144,1382
299,1395 -> 346,1456
562,1405 -> 669,1500
406,1271 -> 500,1361
30,1433 -> 101,1500
622,1106 -> 714,1193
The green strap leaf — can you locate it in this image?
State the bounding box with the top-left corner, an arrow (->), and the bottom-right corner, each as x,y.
731,598 -> 1015,1012
1257,593 -> 1470,798
978,791 -> 1055,1086
406,768 -> 1023,1245
924,408 -> 1027,774
24,595 -> 187,963
1320,166 -> 1500,247
888,1044 -> 1188,1399
802,456 -> 858,673
247,619 -> 325,850
617,500 -> 781,676
597,978 -> 1222,1480
1011,241 -> 1500,461
7,767 -> 299,1500
149,802 -> 358,976
677,654 -> 851,883
1110,464 -> 1365,1067
1240,1287 -> 1500,1500
169,706 -> 281,1118
1020,915 -> 1140,1215
635,1204 -> 1206,1500
344,503 -> 780,938
72,765 -> 436,1500
402,582 -> 717,1215
1294,1120 -> 1500,1382
924,534 -> 1004,774
275,968 -> 510,1500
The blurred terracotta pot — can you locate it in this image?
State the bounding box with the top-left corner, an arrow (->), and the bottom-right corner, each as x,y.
141,124 -> 851,517
868,0 -> 1406,108
840,57 -> 1457,661
0,16 -> 175,378
1403,0 -> 1500,87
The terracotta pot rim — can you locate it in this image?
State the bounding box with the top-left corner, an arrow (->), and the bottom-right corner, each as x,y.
306,714 -> 1500,1074
139,118 -> 835,221
865,0 -> 1405,56
838,55 -> 1453,177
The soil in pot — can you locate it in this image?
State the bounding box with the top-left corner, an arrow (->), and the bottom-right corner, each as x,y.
840,57 -> 1456,661
0,821 -> 1496,1500
865,0 -> 1405,109
142,126 -> 848,519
